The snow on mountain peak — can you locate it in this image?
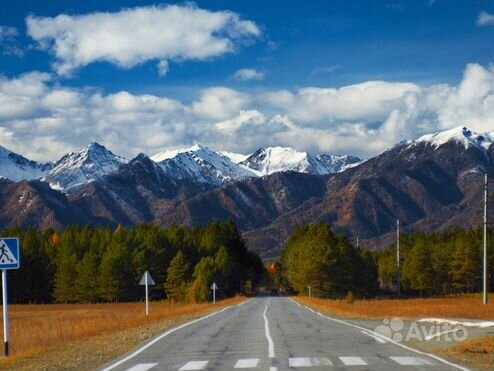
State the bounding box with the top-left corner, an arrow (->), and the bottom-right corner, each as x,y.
415,126 -> 493,150
43,142 -> 128,192
0,145 -> 52,182
240,146 -> 362,176
152,144 -> 256,186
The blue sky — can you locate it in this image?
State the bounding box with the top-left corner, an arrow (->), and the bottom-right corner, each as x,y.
0,0 -> 493,161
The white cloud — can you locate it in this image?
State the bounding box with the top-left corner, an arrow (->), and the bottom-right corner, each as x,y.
26,4 -> 261,76
192,87 -> 250,120
477,11 -> 494,26
233,68 -> 265,81
0,64 -> 492,162
261,81 -> 421,123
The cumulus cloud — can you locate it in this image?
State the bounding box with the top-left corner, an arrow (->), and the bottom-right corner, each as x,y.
233,68 -> 265,81
26,4 -> 261,76
477,11 -> 494,26
192,87 -> 250,120
0,64 -> 492,161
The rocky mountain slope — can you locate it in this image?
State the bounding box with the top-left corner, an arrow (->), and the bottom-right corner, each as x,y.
0,126 -> 491,259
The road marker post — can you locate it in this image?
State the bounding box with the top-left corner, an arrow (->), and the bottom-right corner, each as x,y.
139,271 -> 155,318
0,238 -> 20,357
211,282 -> 218,303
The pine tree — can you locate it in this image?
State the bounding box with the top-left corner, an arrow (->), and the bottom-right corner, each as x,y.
75,249 -> 100,303
165,251 -> 191,302
98,236 -> 133,302
403,236 -> 434,295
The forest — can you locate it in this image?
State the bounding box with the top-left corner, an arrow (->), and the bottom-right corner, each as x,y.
1,221 -> 265,304
272,223 -> 493,298
1,220 -> 492,303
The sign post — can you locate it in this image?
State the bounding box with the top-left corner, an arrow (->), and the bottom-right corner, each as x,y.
211,282 -> 218,304
139,271 -> 155,318
0,238 -> 20,357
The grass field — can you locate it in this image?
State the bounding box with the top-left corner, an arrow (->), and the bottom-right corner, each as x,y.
295,295 -> 494,320
437,336 -> 494,371
0,297 -> 245,361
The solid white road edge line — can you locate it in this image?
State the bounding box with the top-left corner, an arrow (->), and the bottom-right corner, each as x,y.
288,298 -> 470,371
360,329 -> 387,343
425,328 -> 464,341
237,298 -> 253,307
263,298 -> 275,358
100,305 -> 234,371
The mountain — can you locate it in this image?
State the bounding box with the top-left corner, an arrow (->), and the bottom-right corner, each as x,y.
243,126 -> 494,257
0,126 -> 492,259
240,147 -> 362,176
151,144 -> 255,186
0,180 -> 89,230
69,153 -> 212,226
43,143 -> 128,192
0,146 -> 52,182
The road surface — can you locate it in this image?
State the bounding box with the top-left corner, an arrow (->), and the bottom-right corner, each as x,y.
99,297 -> 468,371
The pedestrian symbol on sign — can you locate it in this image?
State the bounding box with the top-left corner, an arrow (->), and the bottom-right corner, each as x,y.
0,240 -> 17,265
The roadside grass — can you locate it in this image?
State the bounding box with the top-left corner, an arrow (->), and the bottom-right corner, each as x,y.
0,297 -> 245,361
436,336 -> 494,371
294,295 -> 494,320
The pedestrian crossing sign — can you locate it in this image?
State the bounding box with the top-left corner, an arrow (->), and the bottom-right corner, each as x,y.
0,238 -> 20,269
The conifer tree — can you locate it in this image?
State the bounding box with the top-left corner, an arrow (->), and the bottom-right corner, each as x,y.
165,251 -> 191,302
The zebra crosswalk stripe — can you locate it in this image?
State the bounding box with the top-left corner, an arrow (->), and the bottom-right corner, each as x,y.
339,357 -> 368,366
178,361 -> 209,370
124,364 -> 158,371
390,356 -> 434,366
234,358 -> 260,368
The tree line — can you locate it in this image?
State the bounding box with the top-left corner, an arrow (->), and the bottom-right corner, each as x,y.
379,228 -> 493,296
273,223 -> 492,299
1,221 -> 265,304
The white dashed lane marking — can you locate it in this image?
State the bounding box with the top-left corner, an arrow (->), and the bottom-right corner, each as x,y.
124,364 -> 158,371
178,361 -> 209,370
390,356 -> 434,366
339,357 -> 368,366
234,358 -> 260,368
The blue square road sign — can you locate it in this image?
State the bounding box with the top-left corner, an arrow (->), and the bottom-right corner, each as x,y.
0,238 -> 20,270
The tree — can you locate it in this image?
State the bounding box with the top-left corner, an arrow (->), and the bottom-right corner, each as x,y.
188,257 -> 217,303
75,249 -> 100,303
449,234 -> 481,293
403,236 -> 434,295
165,251 -> 191,302
98,235 -> 133,302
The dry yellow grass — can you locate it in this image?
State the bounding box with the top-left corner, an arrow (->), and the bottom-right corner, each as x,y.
295,296 -> 494,320
0,297 -> 245,360
437,336 -> 494,371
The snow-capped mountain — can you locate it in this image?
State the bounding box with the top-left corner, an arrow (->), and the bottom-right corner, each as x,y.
151,145 -> 255,186
414,126 -> 494,151
0,146 -> 52,182
240,147 -> 362,176
43,143 -> 128,192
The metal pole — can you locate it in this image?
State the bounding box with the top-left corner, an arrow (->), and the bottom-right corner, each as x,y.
213,287 -> 216,304
2,270 -> 8,357
308,286 -> 311,298
397,219 -> 400,298
145,273 -> 149,317
484,174 -> 488,305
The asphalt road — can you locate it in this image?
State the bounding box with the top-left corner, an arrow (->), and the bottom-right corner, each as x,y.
99,297 -> 469,371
